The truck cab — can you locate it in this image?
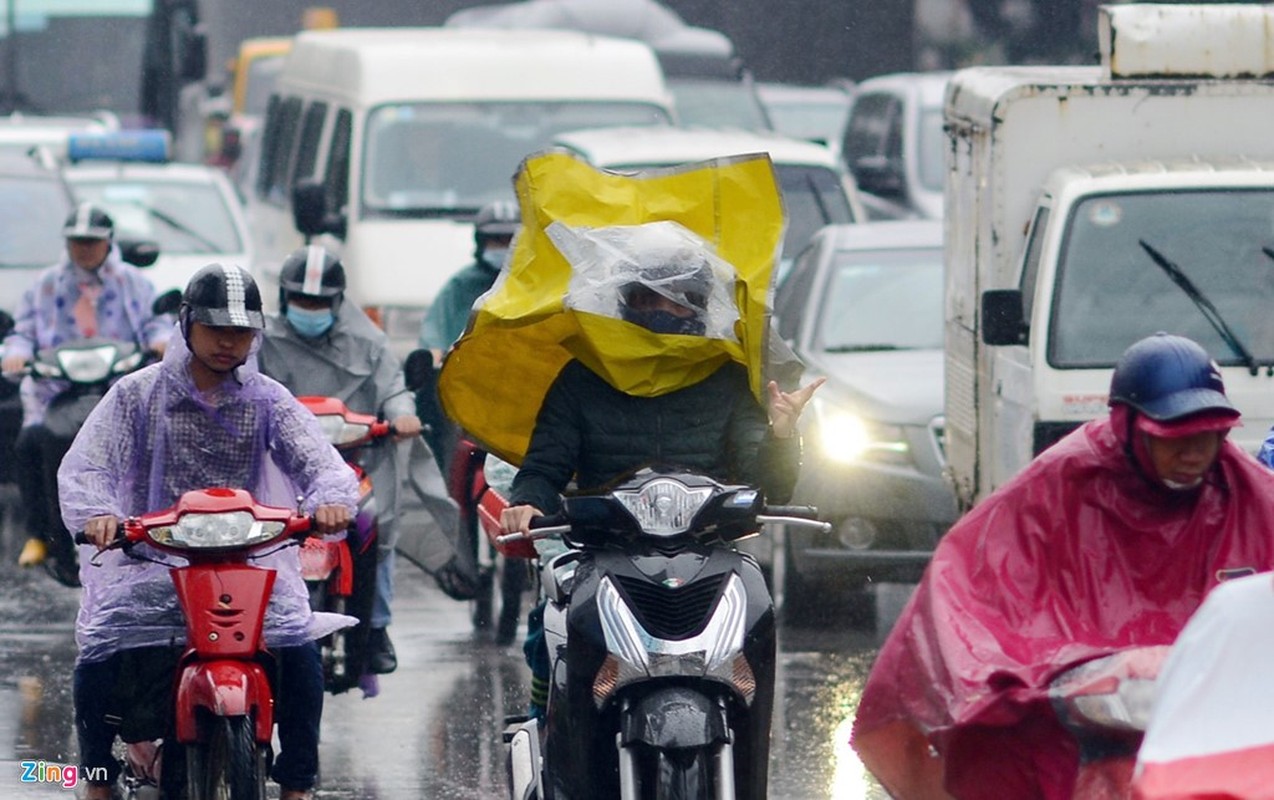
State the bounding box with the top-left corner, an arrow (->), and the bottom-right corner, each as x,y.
944,4 -> 1274,509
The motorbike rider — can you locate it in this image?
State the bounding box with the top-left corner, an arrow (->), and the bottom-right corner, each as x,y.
2,202 -> 170,585
499,228 -> 824,720
59,263 -> 358,800
257,244 -> 423,676
851,332 -> 1274,800
418,199 -> 520,472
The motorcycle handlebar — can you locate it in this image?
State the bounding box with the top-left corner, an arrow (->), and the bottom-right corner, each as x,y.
762,505 -> 819,519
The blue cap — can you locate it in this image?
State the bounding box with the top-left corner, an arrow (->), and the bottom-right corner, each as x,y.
1108,333 -> 1237,421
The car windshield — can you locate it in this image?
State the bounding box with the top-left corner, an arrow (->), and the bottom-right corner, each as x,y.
763,97 -> 851,147
0,174 -> 69,268
362,101 -> 672,216
917,107 -> 945,192
778,165 -> 856,257
668,79 -> 771,130
69,178 -> 243,254
816,246 -> 944,352
1050,188 -> 1274,367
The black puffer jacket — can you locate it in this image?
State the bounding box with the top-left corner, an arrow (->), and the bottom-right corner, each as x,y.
509,359 -> 800,513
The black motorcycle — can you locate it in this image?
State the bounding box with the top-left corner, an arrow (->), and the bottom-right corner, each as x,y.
498,467 -> 828,800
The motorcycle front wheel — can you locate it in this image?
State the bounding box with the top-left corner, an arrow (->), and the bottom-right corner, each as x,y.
186,714 -> 267,800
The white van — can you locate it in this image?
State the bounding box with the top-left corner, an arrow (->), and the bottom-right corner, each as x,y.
249,27 -> 675,351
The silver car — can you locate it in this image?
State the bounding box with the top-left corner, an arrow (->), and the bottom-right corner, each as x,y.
775,220 -> 957,622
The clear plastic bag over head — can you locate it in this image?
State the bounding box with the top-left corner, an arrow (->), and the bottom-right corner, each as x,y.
548,219 -> 740,342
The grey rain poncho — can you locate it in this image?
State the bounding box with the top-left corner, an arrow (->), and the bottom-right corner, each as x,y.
256,302 -> 415,553
59,324 -> 360,665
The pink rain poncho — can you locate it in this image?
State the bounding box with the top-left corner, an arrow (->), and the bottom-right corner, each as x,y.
851,407 -> 1274,799
58,325 -> 359,664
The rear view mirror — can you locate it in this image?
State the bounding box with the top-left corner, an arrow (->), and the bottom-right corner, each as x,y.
153,289 -> 183,316
851,154 -> 906,199
292,179 -> 346,240
403,349 -> 436,394
119,239 -> 161,268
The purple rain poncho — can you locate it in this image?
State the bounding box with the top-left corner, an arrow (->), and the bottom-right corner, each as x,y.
58,324 -> 360,664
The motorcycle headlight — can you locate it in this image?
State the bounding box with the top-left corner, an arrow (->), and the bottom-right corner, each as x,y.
613,478 -> 713,536
111,350 -> 144,374
311,414 -> 372,446
57,345 -> 117,383
149,511 -> 286,549
812,397 -> 909,465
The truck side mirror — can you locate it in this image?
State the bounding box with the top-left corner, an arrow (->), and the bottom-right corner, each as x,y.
981,289 -> 1029,346
292,179 -> 346,240
181,29 -> 208,82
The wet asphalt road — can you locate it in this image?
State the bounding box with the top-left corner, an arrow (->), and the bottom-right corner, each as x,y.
0,489 -> 897,799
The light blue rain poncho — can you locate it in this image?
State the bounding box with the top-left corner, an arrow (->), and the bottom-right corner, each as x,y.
58,322 -> 359,665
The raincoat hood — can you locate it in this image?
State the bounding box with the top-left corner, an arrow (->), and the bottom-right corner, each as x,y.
851,415 -> 1274,799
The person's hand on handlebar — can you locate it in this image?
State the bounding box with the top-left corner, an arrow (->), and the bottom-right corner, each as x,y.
2,354 -> 28,376
500,504 -> 542,536
313,504 -> 352,536
84,514 -> 121,550
391,413 -> 423,442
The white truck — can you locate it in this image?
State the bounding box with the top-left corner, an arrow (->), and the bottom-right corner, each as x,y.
945,3 -> 1274,510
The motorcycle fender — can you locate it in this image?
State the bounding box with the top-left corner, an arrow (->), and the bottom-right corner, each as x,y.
174,660 -> 273,744
621,687 -> 730,749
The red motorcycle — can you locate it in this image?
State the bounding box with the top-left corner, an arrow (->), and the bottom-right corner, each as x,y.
81,487 -> 317,799
296,395 -> 389,696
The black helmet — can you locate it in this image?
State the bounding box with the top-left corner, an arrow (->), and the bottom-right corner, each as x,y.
181,263 -> 265,334
473,200 -> 520,258
278,245 -> 346,311
1108,333 -> 1237,421
62,202 -> 114,240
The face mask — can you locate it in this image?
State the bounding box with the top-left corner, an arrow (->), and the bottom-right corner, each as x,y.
481,246 -> 510,271
624,308 -> 706,336
286,305 -> 334,338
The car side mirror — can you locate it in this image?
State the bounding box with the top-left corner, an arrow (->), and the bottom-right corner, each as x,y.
118,239 -> 161,268
851,154 -> 906,199
981,289 -> 1029,346
181,28 -> 208,82
153,289 -> 183,316
292,179 -> 346,240
403,349 -> 436,394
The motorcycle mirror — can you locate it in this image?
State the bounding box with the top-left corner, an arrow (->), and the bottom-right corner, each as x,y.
0,309 -> 13,339
118,238 -> 161,268
152,289 -> 183,316
402,349 -> 435,394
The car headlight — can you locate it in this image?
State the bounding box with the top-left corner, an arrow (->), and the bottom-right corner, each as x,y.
57,345 -> 118,382
311,414 -> 372,446
613,477 -> 713,536
812,397 -> 909,465
148,511 -> 286,549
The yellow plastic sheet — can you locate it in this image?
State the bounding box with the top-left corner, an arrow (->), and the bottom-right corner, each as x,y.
437,149 -> 785,466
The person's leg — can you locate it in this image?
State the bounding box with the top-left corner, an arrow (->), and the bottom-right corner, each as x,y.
523,600 -> 549,719
73,656 -> 123,794
14,425 -> 48,566
34,427 -> 77,585
271,642 -> 323,796
367,542 -> 397,674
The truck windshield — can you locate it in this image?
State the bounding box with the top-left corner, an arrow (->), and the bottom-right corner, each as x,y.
361,102 -> 671,216
1050,189 -> 1274,367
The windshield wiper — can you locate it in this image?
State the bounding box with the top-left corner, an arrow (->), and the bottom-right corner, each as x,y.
1139,239 -> 1260,376
824,343 -> 906,353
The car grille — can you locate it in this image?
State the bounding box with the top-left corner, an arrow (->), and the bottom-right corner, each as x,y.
613,573 -> 726,640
